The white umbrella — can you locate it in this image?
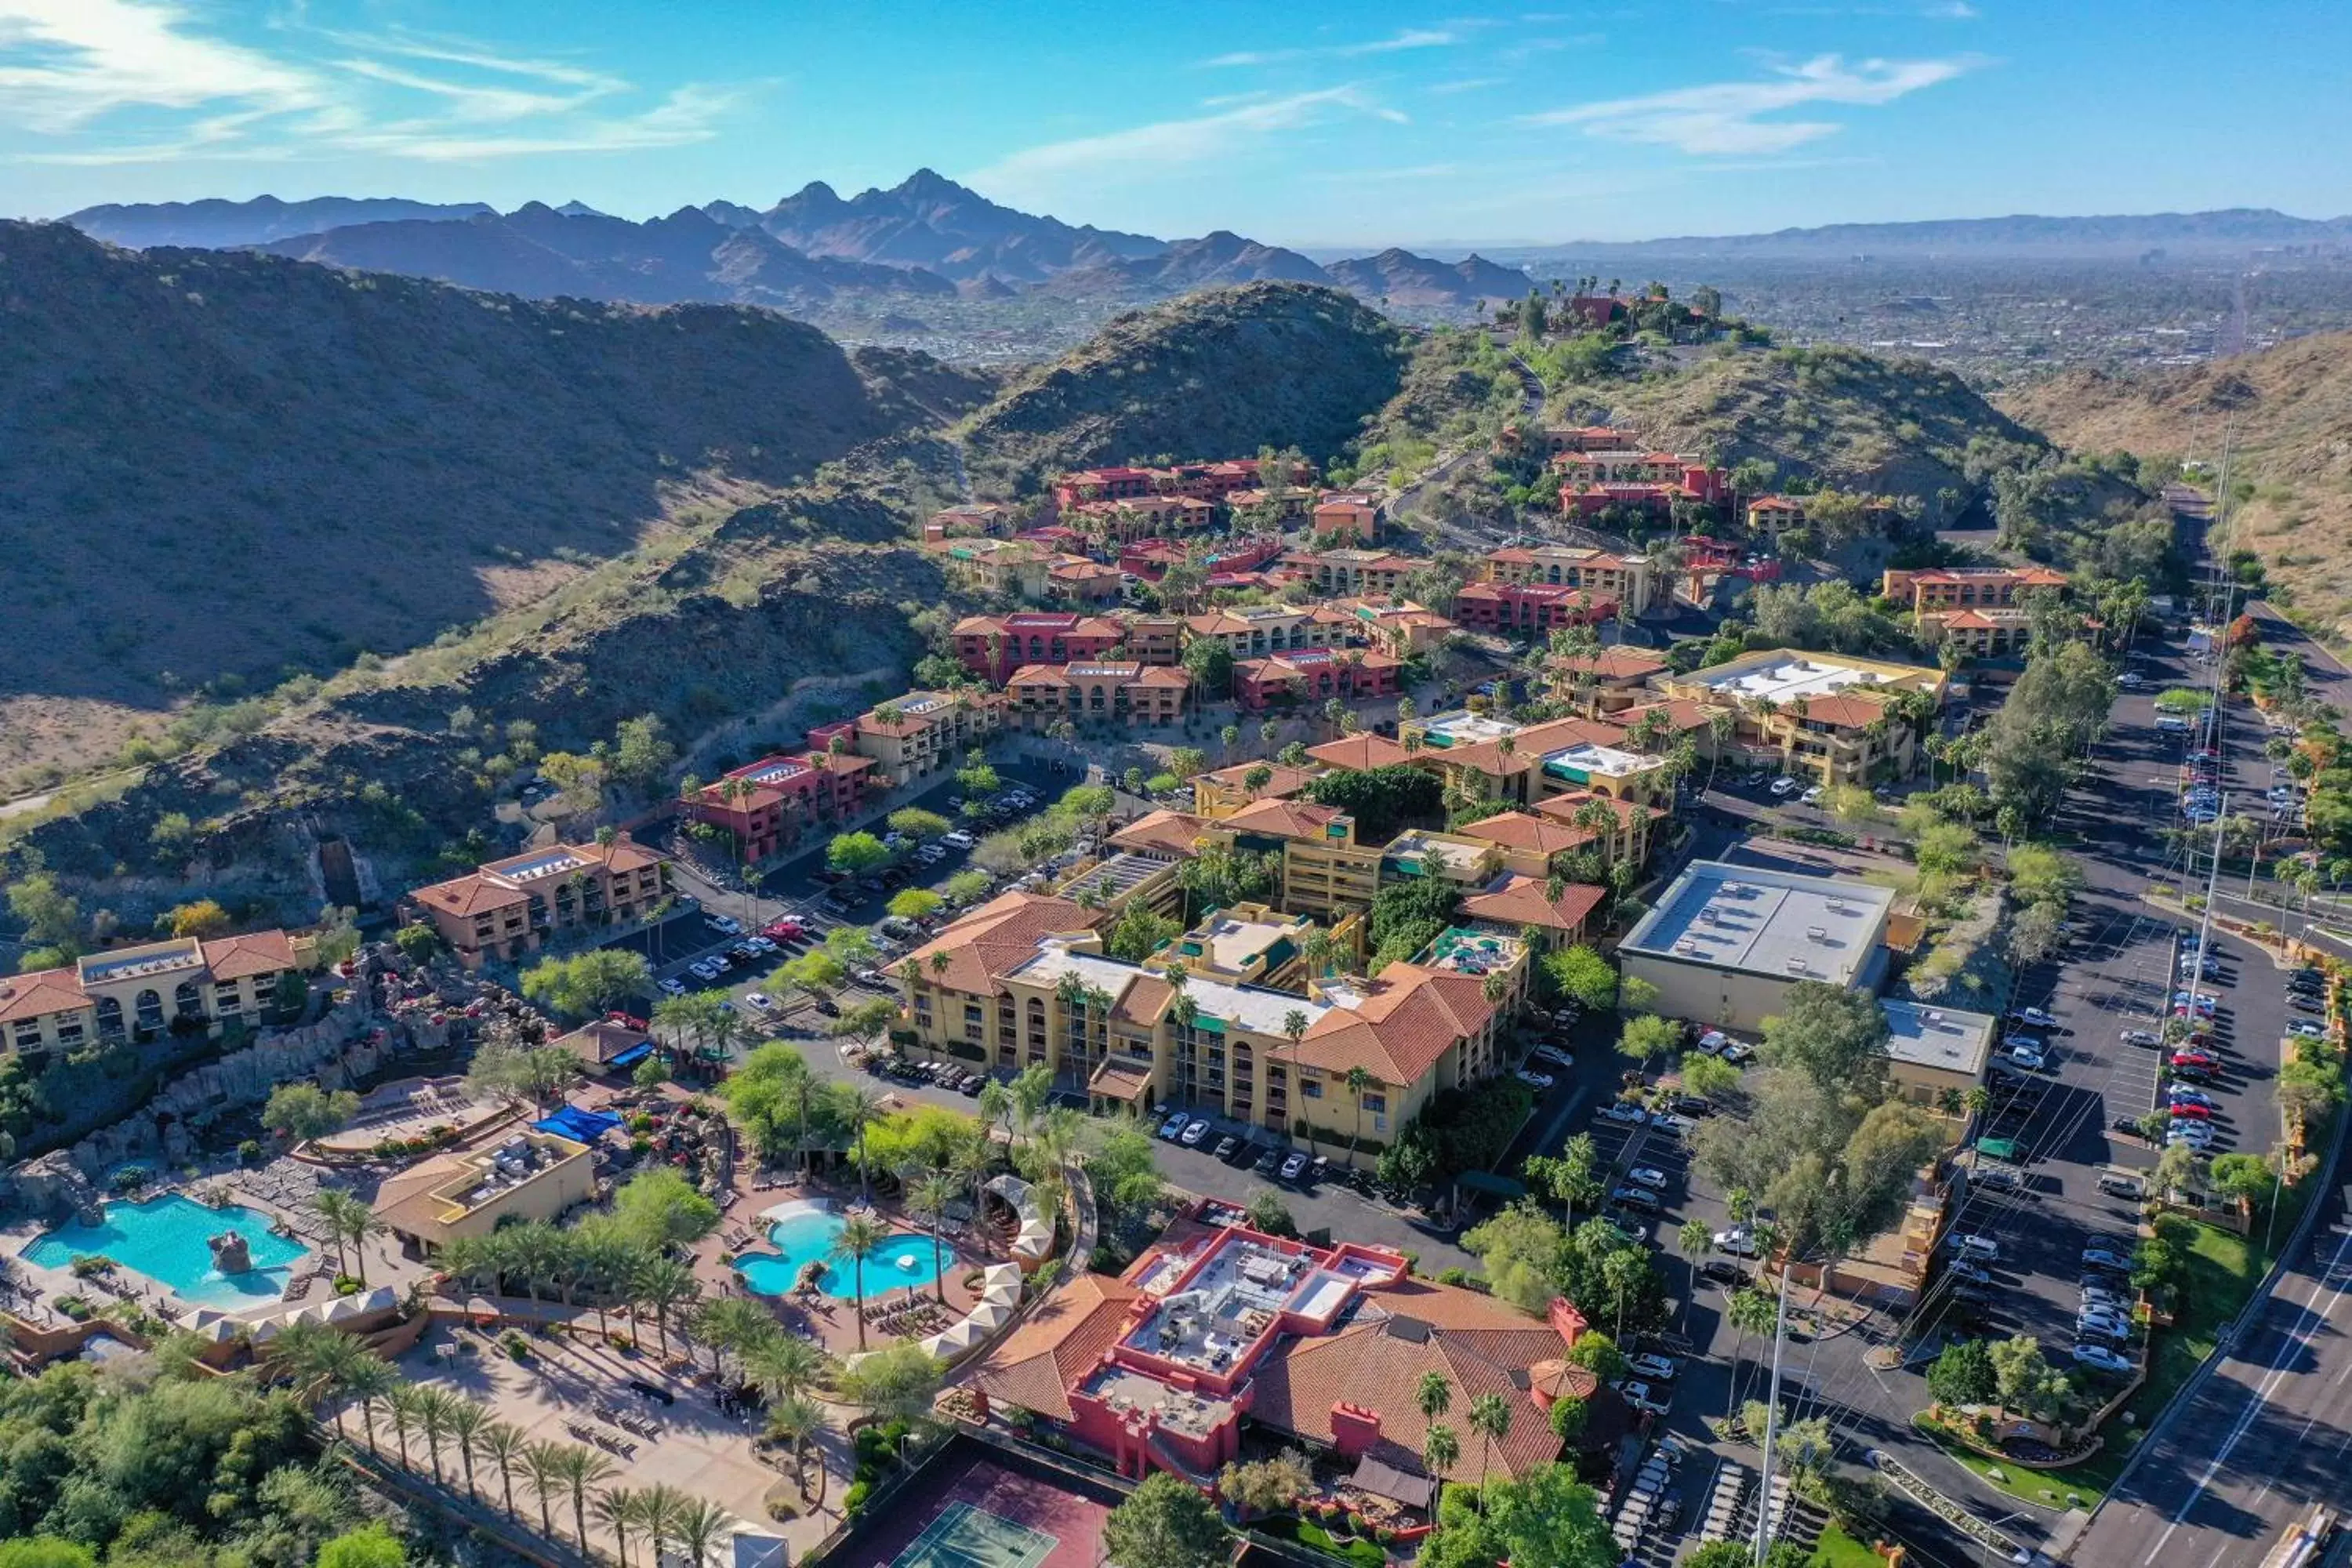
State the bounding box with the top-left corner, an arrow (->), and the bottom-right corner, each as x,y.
931,1318 -> 986,1356
966,1299 -> 1014,1331
249,1316 -> 285,1344
981,1278 -> 1022,1309
322,1294 -> 368,1323
358,1285 -> 398,1314
981,1262 -> 1022,1290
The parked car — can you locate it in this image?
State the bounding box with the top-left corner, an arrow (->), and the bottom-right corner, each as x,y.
1514,1068 -> 1555,1089
1602,1102 -> 1649,1125
1627,1352 -> 1679,1382
2073,1343 -> 2135,1375
2120,1029 -> 2161,1047
657,977 -> 686,996
1625,1166 -> 1669,1191
1693,1029 -> 1730,1056
1948,1261 -> 1992,1286
1671,1095 -> 1714,1117
1698,1260 -> 1750,1287
1158,1112 -> 1189,1140
1948,1232 -> 2001,1261
2082,1247 -> 2134,1271
1181,1120 -> 1210,1146
1715,1226 -> 1762,1258
2169,1102 -> 2215,1121
2005,1042 -> 2049,1070
1800,785 -> 1824,805
2290,1020 -> 2328,1040
1769,776 -> 1799,797
1213,1135 -> 1238,1161
1719,1040 -> 1755,1064
2009,1007 -> 2060,1029
1617,1381 -> 1672,1417
2167,1124 -> 2216,1148
1532,1045 -> 1575,1069
1611,1185 -> 1661,1211
942,831 -> 975,849
1254,1148 -> 1285,1177
2166,1087 -> 2216,1109
1279,1151 -> 1308,1181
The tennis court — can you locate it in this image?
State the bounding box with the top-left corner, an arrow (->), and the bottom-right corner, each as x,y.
890,1502 -> 1058,1568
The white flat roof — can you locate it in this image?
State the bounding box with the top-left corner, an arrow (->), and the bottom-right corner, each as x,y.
1419,711 -> 1521,746
1880,1000 -> 1994,1079
1690,652 -> 1907,705
1541,740 -> 1652,779
1011,940 -> 1328,1037
1620,860 -> 1893,985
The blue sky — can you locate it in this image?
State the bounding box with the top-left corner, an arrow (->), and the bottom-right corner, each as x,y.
3,1 -> 2347,247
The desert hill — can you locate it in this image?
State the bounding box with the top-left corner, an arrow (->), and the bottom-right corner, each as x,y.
2003,332 -> 2352,632
0,221 -> 989,784
63,194 -> 493,249
961,283 -> 1413,494
757,169 -> 1165,284
1323,249 -> 1533,307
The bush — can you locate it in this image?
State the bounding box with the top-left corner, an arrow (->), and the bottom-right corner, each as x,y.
843,1481 -> 872,1518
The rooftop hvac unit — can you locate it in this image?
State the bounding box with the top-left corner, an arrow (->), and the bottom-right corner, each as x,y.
1926,1010 -> 1945,1024
1784,956 -> 1809,973
1806,926 -> 1828,941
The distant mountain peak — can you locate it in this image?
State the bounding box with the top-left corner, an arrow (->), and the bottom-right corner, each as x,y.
554,200 -> 607,218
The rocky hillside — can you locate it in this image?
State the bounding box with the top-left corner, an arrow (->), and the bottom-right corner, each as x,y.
1323,249 -> 1533,307
2004,332 -> 2352,632
64,194 -> 492,249
1602,343 -> 2045,518
754,170 -> 1165,284
260,203 -> 956,307
0,221 -> 991,785
1041,231 -> 1332,296
961,282 -> 1414,494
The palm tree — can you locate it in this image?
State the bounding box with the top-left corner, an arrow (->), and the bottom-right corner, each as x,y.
1421,1421 -> 1461,1486
475,1419 -> 527,1520
845,1086 -> 888,1203
1282,1008 -> 1311,1153
909,1168 -> 960,1305
557,1446 -> 617,1548
413,1385 -> 456,1485
1468,1392 -> 1513,1504
1345,1065 -> 1373,1164
445,1396 -> 488,1500
743,1325 -> 829,1406
1417,1370 -> 1454,1425
636,1255 -> 702,1357
639,1484 -> 689,1568
831,1213 -> 892,1347
522,1441 -> 568,1539
672,1497 -> 733,1568
270,1319 -> 358,1436
694,1295 -> 775,1379
343,1356 -> 400,1456
1675,1219 -> 1711,1330
384,1383 -> 419,1472
593,1486 -> 641,1568
765,1395 -> 833,1505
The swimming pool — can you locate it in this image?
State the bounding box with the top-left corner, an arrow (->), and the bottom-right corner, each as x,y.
22,1193 -> 311,1307
737,1206 -> 960,1301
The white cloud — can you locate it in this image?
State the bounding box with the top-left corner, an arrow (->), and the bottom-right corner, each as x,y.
1428,76 -> 1506,95
1523,53 -> 1976,154
0,0 -> 327,132
973,87 -> 1403,196
1203,28 -> 1460,67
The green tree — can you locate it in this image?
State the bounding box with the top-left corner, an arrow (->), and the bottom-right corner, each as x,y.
887,888 -> 944,922
1103,1473 -> 1231,1568
1987,1334 -> 2070,1418
1542,945 -> 1618,1010
1618,1013 -> 1681,1067
519,949 -> 652,1020
887,808 -> 953,841
317,1526 -> 406,1568
827,832 -> 891,875
392,923 -> 441,964
1181,640 -> 1236,699
1108,902 -> 1181,962
262,1082 -> 361,1144
1927,1337 -> 1998,1406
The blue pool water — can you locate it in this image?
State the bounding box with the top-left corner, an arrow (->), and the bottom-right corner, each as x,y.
737,1207 -> 960,1301
22,1193 -> 311,1307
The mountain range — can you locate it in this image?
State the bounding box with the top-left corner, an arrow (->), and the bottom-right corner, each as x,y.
1490,208 -> 2352,263
60,172 -> 1536,312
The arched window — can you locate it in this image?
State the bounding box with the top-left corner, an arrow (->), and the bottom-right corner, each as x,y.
173,979 -> 205,1022
135,989 -> 165,1031
96,996 -> 125,1037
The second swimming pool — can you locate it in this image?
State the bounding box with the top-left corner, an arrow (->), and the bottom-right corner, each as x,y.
736,1205 -> 960,1301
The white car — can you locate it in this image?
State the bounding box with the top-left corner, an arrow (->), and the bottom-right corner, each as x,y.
1532,1044 -> 1575,1069
657,977 -> 687,996
1652,1113 -> 1697,1138
1693,1029 -> 1730,1056
1627,1352 -> 1679,1382
1948,1232 -> 2000,1261
708,916 -> 743,935
1514,1068 -> 1555,1090
1769,776 -> 1800,798
2289,1020 -> 2327,1040
2005,1043 -> 2048,1071
2119,672 -> 2143,689
744,991 -> 775,1012
2119,1029 -> 2161,1048
1800,785 -> 1824,805
2073,1342 -> 2135,1374
1616,1380 -> 1671,1417
1180,1119 -> 1211,1146
2009,1007 -> 2059,1029
1625,1166 -> 1668,1191
1602,1102 -> 1649,1125
942,831 -> 975,849
1715,1226 -> 1762,1258
2167,1124 -> 2216,1148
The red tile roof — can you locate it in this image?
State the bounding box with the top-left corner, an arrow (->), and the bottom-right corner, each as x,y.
902,892 -> 1103,998
1110,810 -> 1213,859
972,1276 -> 1142,1422
199,930 -> 296,982
0,967 -> 93,1024
1299,962 -> 1495,1083
1305,734 -> 1412,771
1461,874 -> 1606,935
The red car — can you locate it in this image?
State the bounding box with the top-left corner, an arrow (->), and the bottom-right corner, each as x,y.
2168,1102 -> 2214,1120
606,1010 -> 649,1030
2171,1051 -> 2219,1070
761,919 -> 807,940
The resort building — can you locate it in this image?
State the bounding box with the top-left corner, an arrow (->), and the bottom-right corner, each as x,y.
952,612 -> 1131,684
1192,762 -> 1318,818
970,1207 -> 1628,1485
1508,423 -> 1634,456
1280,548 -> 1420,600
895,895 -> 1526,1138
927,536 -> 1057,601
1204,800 -> 1383,918
1005,661 -> 1192,729
684,751 -> 877,862
1225,488 -> 1314,523
1182,604 -> 1357,662
1232,647 -> 1402,713
1457,874 -> 1606,950
1657,649 -> 1944,786
927,501 -> 1018,538
555,1018 -> 659,1076
1617,861 -> 1894,1032
1047,557 -> 1126,607
1303,733 -> 1413,772
1744,495 -> 1806,541
1544,646 -> 1671,713
1328,597 -> 1454,659
0,930 -> 299,1055
1550,449 -> 1730,518
1405,713 -> 1671,809
1308,494 -> 1380,543
1052,458 -> 1311,510
1459,793 -> 1655,872
1882,565 -> 2074,659
409,837 -> 670,969
1065,495 -> 1218,542
375,1127 -> 597,1257
1452,581 -> 1617,635
808,691 -> 1007,789
1878,999 -> 1995,1105
1479,544 -> 1661,614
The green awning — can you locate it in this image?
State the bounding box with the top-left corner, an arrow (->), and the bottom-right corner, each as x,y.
1456,1170 -> 1527,1198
